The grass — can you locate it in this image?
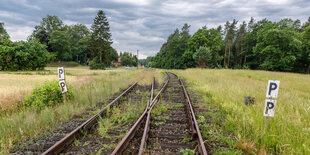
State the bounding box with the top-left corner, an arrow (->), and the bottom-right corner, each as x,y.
179,148 -> 195,155
96,89 -> 150,151
0,67 -> 153,153
0,66 -> 121,113
174,68 -> 310,154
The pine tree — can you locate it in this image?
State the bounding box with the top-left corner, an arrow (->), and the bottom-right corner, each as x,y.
235,21 -> 247,67
244,17 -> 255,65
227,19 -> 237,67
223,21 -> 230,66
89,10 -> 112,64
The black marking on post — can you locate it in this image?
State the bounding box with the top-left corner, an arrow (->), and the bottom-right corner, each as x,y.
267,101 -> 274,109
268,82 -> 277,96
59,69 -> 63,79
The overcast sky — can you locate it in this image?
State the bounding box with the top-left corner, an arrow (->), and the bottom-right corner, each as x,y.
1,0 -> 310,58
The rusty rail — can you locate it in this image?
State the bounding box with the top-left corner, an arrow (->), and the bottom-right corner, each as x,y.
112,74 -> 170,155
42,80 -> 139,155
179,78 -> 207,155
110,72 -> 207,155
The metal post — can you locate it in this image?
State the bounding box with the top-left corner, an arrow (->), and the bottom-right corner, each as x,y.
63,93 -> 67,103
137,49 -> 139,69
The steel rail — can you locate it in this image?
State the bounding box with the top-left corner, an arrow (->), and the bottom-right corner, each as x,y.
139,72 -> 207,155
112,73 -> 170,155
138,73 -> 169,155
148,73 -> 170,108
138,93 -> 158,155
179,78 -> 207,155
111,72 -> 207,155
42,80 -> 139,155
150,77 -> 155,104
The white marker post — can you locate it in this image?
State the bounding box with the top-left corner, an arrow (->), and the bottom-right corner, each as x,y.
58,67 -> 68,102
58,67 -> 65,80
264,80 -> 280,126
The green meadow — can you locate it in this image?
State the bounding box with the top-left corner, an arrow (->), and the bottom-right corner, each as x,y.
174,69 -> 310,154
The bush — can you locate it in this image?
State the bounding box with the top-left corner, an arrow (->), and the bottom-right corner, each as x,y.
23,80 -> 74,108
0,38 -> 52,71
89,57 -> 106,70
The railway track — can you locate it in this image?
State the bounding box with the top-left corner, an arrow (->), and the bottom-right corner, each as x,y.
112,72 -> 207,155
42,80 -> 154,154
12,78 -> 154,154
14,72 -> 206,154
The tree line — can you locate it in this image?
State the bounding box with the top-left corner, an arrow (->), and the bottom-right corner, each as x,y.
120,52 -> 138,67
151,17 -> 310,73
0,10 -> 117,70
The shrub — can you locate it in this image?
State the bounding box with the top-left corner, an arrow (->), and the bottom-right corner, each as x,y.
23,80 -> 74,108
89,57 -> 106,70
0,38 -> 53,71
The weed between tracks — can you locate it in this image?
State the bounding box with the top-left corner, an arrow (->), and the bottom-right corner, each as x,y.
96,90 -> 149,152
151,99 -> 170,117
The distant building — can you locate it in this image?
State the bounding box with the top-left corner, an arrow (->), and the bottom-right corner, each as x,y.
113,57 -> 121,68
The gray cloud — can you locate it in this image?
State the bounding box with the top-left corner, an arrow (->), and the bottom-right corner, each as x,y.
0,0 -> 309,58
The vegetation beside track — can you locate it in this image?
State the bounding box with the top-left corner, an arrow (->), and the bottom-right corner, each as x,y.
0,66 -> 121,113
0,67 -> 152,153
174,69 -> 310,154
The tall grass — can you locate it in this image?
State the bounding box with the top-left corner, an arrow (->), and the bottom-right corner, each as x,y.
174,69 -> 310,154
0,69 -> 147,153
0,66 -> 101,113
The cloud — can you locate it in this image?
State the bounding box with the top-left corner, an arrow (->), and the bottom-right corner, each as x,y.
63,20 -> 78,25
110,0 -> 150,6
5,25 -> 33,41
1,0 -> 310,57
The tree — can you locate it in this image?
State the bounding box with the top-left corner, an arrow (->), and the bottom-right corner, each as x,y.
121,52 -> 137,66
67,24 -> 90,46
223,21 -> 230,66
0,38 -> 52,71
0,22 -> 9,38
243,17 -> 255,66
67,24 -> 91,63
89,10 -> 112,67
150,17 -> 309,73
297,26 -> 310,73
108,47 -> 118,62
235,21 -> 247,67
187,28 -> 223,67
49,30 -> 71,61
293,19 -> 302,32
71,36 -> 91,64
227,19 -> 238,67
244,18 -> 272,69
302,17 -> 310,31
193,46 -> 212,68
32,15 -> 64,47
152,23 -> 191,69
254,25 -> 302,72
